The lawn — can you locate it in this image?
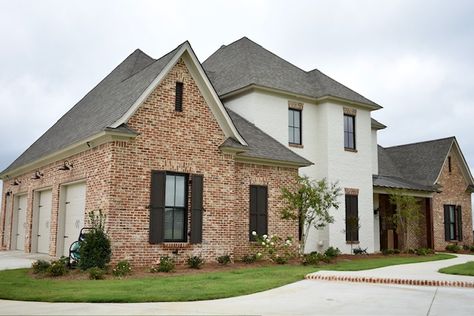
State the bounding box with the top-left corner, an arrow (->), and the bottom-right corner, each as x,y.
439,261 -> 474,277
0,253 -> 454,302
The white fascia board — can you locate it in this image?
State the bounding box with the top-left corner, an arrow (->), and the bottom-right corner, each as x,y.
110,42 -> 247,146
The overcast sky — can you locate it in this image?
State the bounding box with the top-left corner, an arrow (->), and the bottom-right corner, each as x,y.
1,0 -> 473,195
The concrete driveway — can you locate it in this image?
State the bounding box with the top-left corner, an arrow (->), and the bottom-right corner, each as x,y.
0,250 -> 52,271
0,251 -> 473,315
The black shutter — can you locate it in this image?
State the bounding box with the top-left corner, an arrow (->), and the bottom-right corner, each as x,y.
190,174 -> 203,244
456,206 -> 463,241
249,186 -> 258,240
175,82 -> 183,112
444,205 -> 450,241
345,195 -> 351,241
352,196 -> 359,242
257,186 -> 268,236
149,171 -> 165,244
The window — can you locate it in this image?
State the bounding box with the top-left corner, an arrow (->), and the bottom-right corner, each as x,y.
344,114 -> 356,150
288,109 -> 302,145
444,205 -> 462,241
164,173 -> 187,241
345,194 -> 359,242
175,82 -> 183,112
249,185 -> 268,240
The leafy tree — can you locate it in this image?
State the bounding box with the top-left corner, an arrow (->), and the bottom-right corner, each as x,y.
389,190 -> 423,251
280,176 -> 341,253
79,210 -> 111,270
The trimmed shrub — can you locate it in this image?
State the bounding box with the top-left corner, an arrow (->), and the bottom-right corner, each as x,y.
445,244 -> 461,253
273,255 -> 288,265
470,245 -> 474,252
88,267 -> 106,280
324,247 -> 341,258
382,249 -> 395,255
79,211 -> 111,270
32,260 -> 50,274
242,254 -> 257,264
112,260 -> 132,277
217,255 -> 231,265
393,249 -> 401,254
415,248 -> 429,256
301,252 -> 323,266
151,256 -> 175,273
47,260 -> 67,277
187,255 -> 205,269
462,245 -> 470,251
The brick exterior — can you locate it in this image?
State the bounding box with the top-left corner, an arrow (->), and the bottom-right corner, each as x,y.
0,59 -> 299,266
432,148 -> 473,250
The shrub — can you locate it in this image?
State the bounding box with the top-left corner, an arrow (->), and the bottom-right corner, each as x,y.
463,245 -> 470,251
470,245 -> 474,253
407,248 -> 416,254
150,256 -> 175,273
242,254 -> 258,264
217,255 -> 231,265
415,248 -> 434,256
324,246 -> 341,258
445,244 -> 461,253
187,255 -> 205,269
79,211 -> 112,270
251,232 -> 297,264
112,260 -> 132,277
273,255 -> 288,264
88,267 -> 106,280
301,252 -> 323,266
382,249 -> 395,255
32,260 -> 50,274
352,247 -> 367,255
47,259 -> 68,277
393,249 -> 401,254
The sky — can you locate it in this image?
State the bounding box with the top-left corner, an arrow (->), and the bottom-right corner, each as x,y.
0,0 -> 473,204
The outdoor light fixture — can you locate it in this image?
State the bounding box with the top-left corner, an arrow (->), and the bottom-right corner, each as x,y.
58,161 -> 73,171
5,190 -> 12,197
12,179 -> 21,186
31,170 -> 43,180
374,208 -> 379,215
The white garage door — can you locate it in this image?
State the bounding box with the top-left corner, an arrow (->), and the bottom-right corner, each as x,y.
36,190 -> 52,254
62,183 -> 86,256
15,195 -> 27,251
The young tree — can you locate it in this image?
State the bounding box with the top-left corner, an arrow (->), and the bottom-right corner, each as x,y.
389,190 -> 423,251
280,176 -> 341,254
344,215 -> 360,254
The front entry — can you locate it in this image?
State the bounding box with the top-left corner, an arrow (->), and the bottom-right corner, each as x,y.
379,194 -> 398,250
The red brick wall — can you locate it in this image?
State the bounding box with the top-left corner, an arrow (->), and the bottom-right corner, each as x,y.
432,148 -> 473,250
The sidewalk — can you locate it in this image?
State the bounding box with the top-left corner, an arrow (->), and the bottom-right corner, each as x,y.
306,253 -> 474,287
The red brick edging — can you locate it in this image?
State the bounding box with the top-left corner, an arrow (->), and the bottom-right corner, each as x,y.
304,274 -> 474,288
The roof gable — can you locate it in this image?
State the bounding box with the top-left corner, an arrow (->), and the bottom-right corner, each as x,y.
203,37 -> 381,109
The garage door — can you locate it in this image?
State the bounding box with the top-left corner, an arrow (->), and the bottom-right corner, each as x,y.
36,190 -> 52,254
15,195 -> 27,251
62,182 -> 86,256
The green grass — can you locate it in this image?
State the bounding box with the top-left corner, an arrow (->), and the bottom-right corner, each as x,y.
439,261 -> 474,277
0,254 -> 454,302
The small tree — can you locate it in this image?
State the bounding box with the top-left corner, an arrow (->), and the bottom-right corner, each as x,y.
79,210 -> 111,270
281,176 -> 341,254
389,190 -> 423,251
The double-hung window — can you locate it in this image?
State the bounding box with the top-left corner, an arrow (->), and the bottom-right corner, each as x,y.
344,114 -> 356,150
288,109 -> 302,145
164,173 -> 187,241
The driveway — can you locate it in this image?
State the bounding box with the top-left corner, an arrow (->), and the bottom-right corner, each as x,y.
0,250 -> 52,271
0,251 -> 473,315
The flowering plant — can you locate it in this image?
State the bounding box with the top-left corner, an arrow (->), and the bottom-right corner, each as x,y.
251,231 -> 297,264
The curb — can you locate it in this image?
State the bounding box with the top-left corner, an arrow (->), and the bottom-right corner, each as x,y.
304,274 -> 474,288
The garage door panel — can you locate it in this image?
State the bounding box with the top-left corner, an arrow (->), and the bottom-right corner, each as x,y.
62,183 -> 86,256
16,195 -> 27,251
37,190 -> 52,254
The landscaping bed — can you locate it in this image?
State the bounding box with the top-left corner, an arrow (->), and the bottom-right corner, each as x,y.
0,253 -> 454,302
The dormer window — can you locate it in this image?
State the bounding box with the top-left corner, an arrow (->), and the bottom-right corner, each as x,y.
175,82 -> 183,112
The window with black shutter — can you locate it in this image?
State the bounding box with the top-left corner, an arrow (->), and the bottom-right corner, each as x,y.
249,185 -> 268,240
444,204 -> 463,241
175,82 -> 183,112
345,194 -> 359,242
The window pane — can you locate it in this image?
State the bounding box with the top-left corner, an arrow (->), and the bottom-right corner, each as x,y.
450,223 -> 455,240
344,116 -> 349,132
289,127 -> 294,143
294,111 -> 300,128
173,209 -> 185,240
348,133 -> 354,149
175,175 -> 186,207
449,207 -> 455,222
165,175 -> 175,206
164,208 -> 173,240
294,127 -> 301,144
288,109 -> 294,126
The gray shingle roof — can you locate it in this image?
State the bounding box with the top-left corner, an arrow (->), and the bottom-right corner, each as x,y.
377,137 -> 455,191
2,41 -> 310,175
371,118 -> 386,130
373,175 -> 437,192
203,37 -> 381,108
224,110 -> 312,166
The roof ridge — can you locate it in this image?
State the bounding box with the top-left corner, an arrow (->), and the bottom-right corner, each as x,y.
384,136 -> 455,150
